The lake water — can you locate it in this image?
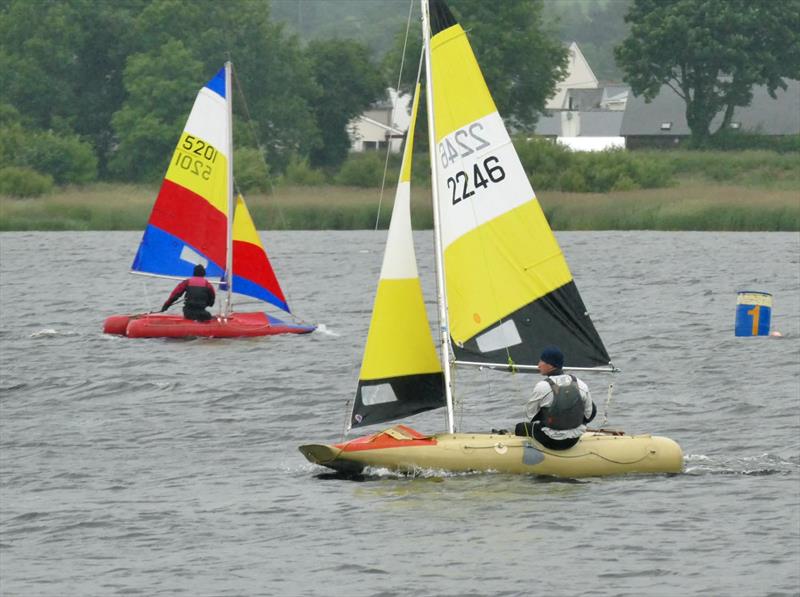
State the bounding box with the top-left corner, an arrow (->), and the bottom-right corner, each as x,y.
1,230 -> 799,597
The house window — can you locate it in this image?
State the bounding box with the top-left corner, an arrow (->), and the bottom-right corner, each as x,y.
377,141 -> 388,150
363,141 -> 377,150
730,122 -> 741,129
660,122 -> 672,131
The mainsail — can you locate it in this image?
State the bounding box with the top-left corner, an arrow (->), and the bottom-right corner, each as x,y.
427,0 -> 610,370
351,83 -> 446,429
131,64 -> 289,313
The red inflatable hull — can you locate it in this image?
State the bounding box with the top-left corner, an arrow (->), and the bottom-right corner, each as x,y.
103,312 -> 315,338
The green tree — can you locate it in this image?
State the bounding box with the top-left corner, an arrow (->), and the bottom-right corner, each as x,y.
382,0 -> 568,130
544,0 -> 632,81
0,103 -> 97,186
131,0 -> 320,172
271,0 -> 413,57
615,0 -> 800,144
0,0 -> 84,132
306,39 -> 386,169
380,17 -> 423,95
0,0 -> 144,175
109,41 -> 205,181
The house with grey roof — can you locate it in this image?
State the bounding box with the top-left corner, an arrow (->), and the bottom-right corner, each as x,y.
348,89 -> 410,153
534,88 -> 629,151
547,42 -> 599,111
533,42 -> 630,151
620,79 -> 800,148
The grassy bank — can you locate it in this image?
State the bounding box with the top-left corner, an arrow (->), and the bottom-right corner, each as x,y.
1,179 -> 798,231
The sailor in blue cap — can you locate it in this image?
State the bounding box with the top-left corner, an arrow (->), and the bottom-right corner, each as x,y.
515,345 -> 596,450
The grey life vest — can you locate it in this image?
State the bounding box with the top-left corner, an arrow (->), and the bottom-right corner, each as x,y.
539,375 -> 584,431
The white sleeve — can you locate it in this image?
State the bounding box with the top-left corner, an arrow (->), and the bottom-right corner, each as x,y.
525,380 -> 553,419
579,379 -> 593,418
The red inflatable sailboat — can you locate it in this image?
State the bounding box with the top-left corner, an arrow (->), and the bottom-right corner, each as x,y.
103,62 -> 314,338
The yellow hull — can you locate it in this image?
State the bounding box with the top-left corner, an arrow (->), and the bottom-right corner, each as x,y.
299,426 -> 683,478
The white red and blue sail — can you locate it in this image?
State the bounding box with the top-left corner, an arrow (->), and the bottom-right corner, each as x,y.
131,66 -> 289,313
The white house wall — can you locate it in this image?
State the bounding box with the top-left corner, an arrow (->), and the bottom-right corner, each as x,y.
547,42 -> 599,110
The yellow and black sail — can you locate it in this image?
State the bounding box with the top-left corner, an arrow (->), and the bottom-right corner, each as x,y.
351,84 -> 445,429
428,0 -> 610,369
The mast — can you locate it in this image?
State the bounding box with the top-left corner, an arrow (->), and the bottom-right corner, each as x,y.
421,0 -> 455,434
224,61 -> 234,316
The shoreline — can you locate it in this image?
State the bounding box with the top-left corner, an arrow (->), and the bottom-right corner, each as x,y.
1,180 -> 798,232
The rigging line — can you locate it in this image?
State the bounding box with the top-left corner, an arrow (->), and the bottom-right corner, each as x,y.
229,66 -> 312,324
141,277 -> 152,311
544,450 -> 651,465
341,399 -> 352,440
231,65 -> 288,231
374,0 -> 417,231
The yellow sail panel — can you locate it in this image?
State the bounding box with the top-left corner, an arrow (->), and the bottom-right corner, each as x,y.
430,24 -> 496,141
445,202 -> 572,344
230,194 -> 288,310
359,279 -> 442,380
425,0 -> 610,368
399,82 -> 421,184
164,131 -> 229,216
352,80 -> 445,427
231,195 -> 260,245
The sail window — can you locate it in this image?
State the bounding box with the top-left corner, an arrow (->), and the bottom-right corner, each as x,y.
361,384 -> 398,406
475,320 -> 523,353
179,245 -> 208,268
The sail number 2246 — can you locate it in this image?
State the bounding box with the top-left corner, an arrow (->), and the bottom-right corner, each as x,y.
439,124 -> 505,205
446,157 -> 505,205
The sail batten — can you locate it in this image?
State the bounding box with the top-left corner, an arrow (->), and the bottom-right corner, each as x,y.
131,64 -> 290,314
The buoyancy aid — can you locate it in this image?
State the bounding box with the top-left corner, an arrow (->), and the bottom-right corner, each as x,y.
184,276 -> 214,310
539,375 -> 584,430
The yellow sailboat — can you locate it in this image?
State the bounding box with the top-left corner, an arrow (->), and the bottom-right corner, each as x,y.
299,0 -> 682,478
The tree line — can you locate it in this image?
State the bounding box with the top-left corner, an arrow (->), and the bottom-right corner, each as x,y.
0,0 -> 566,192
1,0 -> 798,197
0,0 -> 387,187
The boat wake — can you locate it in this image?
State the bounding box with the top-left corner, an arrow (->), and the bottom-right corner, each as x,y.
313,324 -> 339,337
313,466 -> 490,481
30,328 -> 79,338
684,452 -> 798,476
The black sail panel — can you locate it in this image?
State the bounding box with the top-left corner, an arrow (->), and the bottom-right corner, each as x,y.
451,281 -> 611,369
429,0 -> 457,35
352,373 -> 445,429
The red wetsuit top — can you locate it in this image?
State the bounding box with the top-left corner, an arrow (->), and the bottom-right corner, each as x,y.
162,276 -> 215,311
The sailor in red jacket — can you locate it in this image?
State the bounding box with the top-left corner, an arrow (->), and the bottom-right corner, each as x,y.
161,264 -> 216,321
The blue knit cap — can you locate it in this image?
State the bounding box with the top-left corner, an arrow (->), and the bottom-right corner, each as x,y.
540,345 -> 564,369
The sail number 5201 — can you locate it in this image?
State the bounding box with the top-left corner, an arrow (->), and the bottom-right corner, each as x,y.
174,135 -> 219,180
447,156 -> 505,205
